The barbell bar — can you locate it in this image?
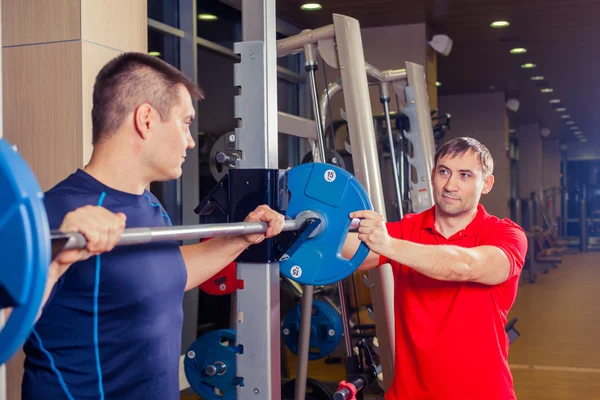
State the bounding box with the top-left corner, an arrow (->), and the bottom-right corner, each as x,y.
51,213 -> 361,257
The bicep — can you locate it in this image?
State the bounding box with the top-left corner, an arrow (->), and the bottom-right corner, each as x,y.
468,224 -> 528,285
467,245 -> 512,285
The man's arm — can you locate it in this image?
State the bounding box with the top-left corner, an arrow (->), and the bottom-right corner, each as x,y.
181,205 -> 285,291
382,240 -> 511,285
2,206 -> 127,321
341,232 -> 380,270
181,236 -> 248,291
350,210 -> 525,286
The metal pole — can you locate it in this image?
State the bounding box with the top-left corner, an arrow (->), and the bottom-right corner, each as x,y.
580,199 -> 587,252
292,42 -> 324,400
562,158 -> 568,238
293,286 -> 313,400
380,83 -> 403,219
305,44 -> 327,162
178,0 -> 200,353
331,14 -> 395,390
55,216 -> 349,250
237,0 -> 279,395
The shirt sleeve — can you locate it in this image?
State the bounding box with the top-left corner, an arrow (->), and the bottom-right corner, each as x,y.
481,220 -> 528,279
379,220 -> 404,266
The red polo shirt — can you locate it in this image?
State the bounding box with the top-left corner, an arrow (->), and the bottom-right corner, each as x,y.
380,204 -> 527,400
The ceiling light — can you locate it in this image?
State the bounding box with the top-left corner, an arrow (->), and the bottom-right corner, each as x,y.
574,131 -> 582,135
148,51 -> 161,57
566,121 -> 575,125
555,107 -> 566,112
491,21 -> 510,28
510,47 -> 527,54
561,115 -> 571,119
301,3 -> 322,10
531,76 -> 545,80
570,126 -> 579,130
581,138 -> 588,143
521,63 -> 536,69
549,99 -> 561,104
436,81 -> 442,87
198,13 -> 218,20
541,88 -> 554,93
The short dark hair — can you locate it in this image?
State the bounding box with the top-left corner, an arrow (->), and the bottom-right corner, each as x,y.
434,137 -> 494,178
91,52 -> 204,144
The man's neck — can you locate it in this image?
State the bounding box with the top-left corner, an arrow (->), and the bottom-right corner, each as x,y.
434,206 -> 478,238
83,140 -> 150,195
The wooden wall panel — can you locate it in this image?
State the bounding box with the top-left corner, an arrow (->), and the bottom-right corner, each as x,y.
2,0 -> 81,46
3,42 -> 83,191
81,0 -> 148,53
81,42 -> 123,165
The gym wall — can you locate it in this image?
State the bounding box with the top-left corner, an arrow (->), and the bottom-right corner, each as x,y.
2,1 -> 148,399
438,92 -> 511,219
518,123 -> 543,199
542,138 -> 562,223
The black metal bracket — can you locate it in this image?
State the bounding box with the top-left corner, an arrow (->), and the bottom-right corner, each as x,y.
194,168 -> 312,263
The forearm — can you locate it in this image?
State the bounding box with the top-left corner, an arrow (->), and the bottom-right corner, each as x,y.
342,233 -> 381,270
181,236 -> 250,291
384,239 -> 475,281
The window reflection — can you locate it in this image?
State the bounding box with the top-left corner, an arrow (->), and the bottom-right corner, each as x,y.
148,0 -> 179,28
148,28 -> 181,68
196,0 -> 241,48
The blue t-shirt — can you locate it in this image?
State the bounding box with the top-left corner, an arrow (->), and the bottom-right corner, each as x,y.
22,169 -> 188,400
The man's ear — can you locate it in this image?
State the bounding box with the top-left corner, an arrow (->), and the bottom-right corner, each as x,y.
133,103 -> 155,139
481,174 -> 495,194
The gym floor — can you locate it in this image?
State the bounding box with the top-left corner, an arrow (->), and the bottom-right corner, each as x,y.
181,251 -> 600,400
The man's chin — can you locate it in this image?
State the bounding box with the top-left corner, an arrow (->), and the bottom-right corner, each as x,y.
436,203 -> 464,216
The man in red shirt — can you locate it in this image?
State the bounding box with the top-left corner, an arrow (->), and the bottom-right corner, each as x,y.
344,136 -> 528,400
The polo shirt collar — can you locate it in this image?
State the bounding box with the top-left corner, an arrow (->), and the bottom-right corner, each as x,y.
424,204 -> 488,238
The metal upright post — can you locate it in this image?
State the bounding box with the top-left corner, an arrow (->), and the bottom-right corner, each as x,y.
562,158 -> 568,238
178,0 -> 202,355
293,43 -> 322,400
331,14 -> 395,390
235,0 -> 280,398
380,82 -> 404,219
580,199 -> 587,252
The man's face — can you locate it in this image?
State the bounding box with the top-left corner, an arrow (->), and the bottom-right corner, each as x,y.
431,151 -> 494,217
151,84 -> 196,181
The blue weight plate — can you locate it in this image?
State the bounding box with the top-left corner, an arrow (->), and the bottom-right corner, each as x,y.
282,300 -> 342,361
184,329 -> 241,400
0,139 -> 50,366
281,163 -> 373,286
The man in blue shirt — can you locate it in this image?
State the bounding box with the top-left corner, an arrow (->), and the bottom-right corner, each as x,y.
21,52 -> 285,400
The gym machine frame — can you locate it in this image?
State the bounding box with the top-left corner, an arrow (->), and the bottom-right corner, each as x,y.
318,64 -> 437,219
233,4 -> 440,395
232,2 -> 396,397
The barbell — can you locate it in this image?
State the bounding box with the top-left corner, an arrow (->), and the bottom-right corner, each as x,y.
0,138 -> 373,366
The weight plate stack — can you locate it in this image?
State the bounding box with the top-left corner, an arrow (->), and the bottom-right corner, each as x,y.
184,329 -> 242,400
282,299 -> 343,361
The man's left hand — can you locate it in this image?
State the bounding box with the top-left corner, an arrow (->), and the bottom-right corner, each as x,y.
349,210 -> 392,255
243,205 -> 286,244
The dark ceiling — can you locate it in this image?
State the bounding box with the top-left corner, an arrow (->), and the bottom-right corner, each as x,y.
274,0 -> 599,144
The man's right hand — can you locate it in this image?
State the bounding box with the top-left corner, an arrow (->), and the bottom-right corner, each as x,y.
52,206 -> 127,278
